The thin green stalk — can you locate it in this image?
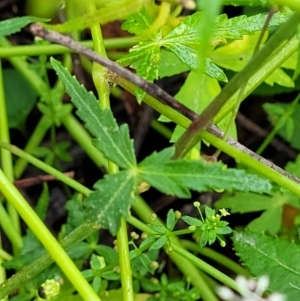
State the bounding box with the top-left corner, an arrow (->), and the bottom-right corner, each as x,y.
0,201 -> 22,250
0,248 -> 12,261
14,115 -> 53,178
0,169 -> 101,301
0,222 -> 97,299
180,240 -> 249,277
0,60 -> 21,253
0,37 -> 138,58
173,12 -> 300,158
0,142 -> 91,196
87,2 -> 134,300
256,93 -> 300,155
150,120 -> 172,140
61,114 -> 108,168
171,243 -> 241,293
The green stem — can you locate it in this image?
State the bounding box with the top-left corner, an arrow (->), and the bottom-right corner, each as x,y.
0,169 -> 101,301
180,240 -> 249,277
173,12 -> 300,159
0,222 -> 97,299
87,2 -> 134,300
0,142 -> 91,196
0,201 -> 22,250
62,114 -> 107,168
171,243 -> 241,293
0,37 -> 138,58
14,115 -> 53,178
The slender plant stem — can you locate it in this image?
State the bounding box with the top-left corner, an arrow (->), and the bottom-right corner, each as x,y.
87,2 -> 134,299
0,37 -> 138,58
0,169 -> 101,301
0,142 -> 92,196
0,60 -> 21,254
171,243 -> 241,293
0,222 -> 97,299
173,12 -> 300,159
180,240 -> 249,277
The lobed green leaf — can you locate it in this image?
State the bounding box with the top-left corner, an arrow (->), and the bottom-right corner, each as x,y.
84,171 -> 136,235
212,12 -> 287,44
0,16 -> 48,40
138,147 -> 272,198
233,230 -> 300,300
51,58 -> 136,169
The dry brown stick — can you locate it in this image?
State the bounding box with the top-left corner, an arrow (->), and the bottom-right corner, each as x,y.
30,23 -> 300,185
14,171 -> 75,188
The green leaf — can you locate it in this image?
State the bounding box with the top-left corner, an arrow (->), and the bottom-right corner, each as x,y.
121,5 -> 155,35
35,183 -> 49,221
264,102 -> 300,151
149,235 -> 168,250
159,50 -> 190,78
166,209 -> 176,231
212,12 -> 286,44
138,148 -> 272,198
216,191 -> 299,234
233,230 -> 300,300
285,154 -> 300,178
215,192 -> 277,213
51,58 -> 136,169
163,12 -> 203,70
4,69 -> 38,130
248,207 -> 282,235
44,0 -> 145,32
84,171 -> 136,235
0,16 -> 48,39
181,216 -> 203,227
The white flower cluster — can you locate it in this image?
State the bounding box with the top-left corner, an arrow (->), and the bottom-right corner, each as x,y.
217,276 -> 285,301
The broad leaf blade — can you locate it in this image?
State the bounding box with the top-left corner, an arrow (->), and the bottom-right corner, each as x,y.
233,231 -> 300,300
84,171 -> 136,235
138,147 -> 271,197
212,12 -> 286,44
0,16 -> 47,39
51,58 -> 136,169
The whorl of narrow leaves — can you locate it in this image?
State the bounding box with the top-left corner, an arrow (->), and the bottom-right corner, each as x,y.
0,16 -> 48,40
51,58 -> 136,169
233,231 -> 300,300
137,148 -> 272,198
84,172 -> 136,235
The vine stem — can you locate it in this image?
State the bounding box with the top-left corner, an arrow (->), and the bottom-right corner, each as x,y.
87,1 -> 134,300
0,169 -> 101,301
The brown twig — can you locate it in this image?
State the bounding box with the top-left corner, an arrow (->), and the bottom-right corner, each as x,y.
14,171 -> 75,188
30,23 -> 300,185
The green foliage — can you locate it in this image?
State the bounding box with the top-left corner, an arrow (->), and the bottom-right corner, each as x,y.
138,147 -> 272,198
51,58 -> 136,169
84,171 -> 137,235
4,69 -> 38,130
263,102 -> 300,150
233,230 -> 300,300
0,16 -> 47,39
